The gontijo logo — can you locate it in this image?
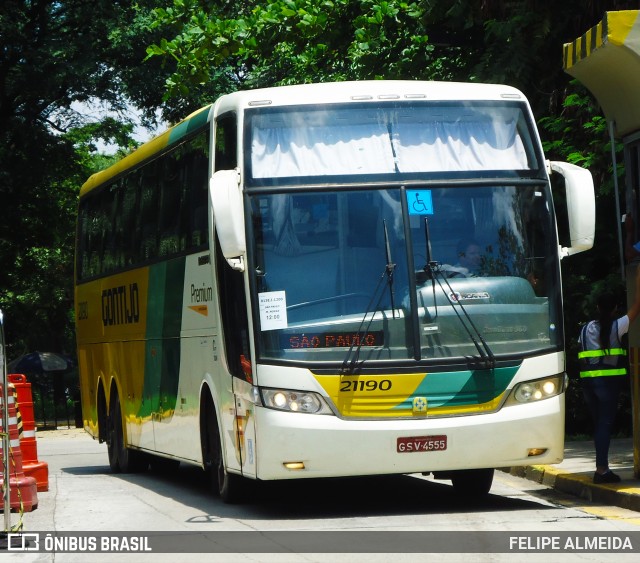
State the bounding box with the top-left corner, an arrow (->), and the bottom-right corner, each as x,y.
102,283 -> 140,326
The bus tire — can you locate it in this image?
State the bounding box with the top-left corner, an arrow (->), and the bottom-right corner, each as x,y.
218,460 -> 243,504
106,391 -> 123,473
107,391 -> 148,473
202,397 -> 242,503
450,468 -> 494,497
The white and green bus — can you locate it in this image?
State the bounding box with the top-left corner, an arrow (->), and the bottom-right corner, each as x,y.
75,81 -> 595,501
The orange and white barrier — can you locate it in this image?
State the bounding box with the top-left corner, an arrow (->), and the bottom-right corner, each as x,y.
0,383 -> 38,512
8,374 -> 49,491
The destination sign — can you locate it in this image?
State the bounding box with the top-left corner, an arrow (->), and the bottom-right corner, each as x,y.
282,331 -> 384,349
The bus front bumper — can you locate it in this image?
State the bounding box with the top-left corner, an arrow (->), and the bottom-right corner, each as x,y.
252,395 -> 564,480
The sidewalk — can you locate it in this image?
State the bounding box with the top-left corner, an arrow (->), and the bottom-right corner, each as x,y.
503,438 -> 640,512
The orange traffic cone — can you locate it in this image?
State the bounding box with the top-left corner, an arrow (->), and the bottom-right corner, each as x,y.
8,374 -> 49,491
0,383 -> 38,512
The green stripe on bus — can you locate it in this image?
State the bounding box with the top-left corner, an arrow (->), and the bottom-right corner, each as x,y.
393,365 -> 519,410
140,257 -> 186,418
168,105 -> 211,145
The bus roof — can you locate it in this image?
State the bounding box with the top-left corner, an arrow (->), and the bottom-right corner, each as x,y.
212,80 -> 527,115
80,104 -> 212,197
80,81 -> 527,197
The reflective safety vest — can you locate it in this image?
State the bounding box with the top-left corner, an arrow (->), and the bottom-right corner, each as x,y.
578,320 -> 628,378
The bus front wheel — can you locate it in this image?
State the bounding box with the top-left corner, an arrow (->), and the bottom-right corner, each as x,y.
450,468 -> 494,497
203,398 -> 242,503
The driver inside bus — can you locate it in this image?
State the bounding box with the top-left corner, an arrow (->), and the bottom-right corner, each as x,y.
442,238 -> 483,277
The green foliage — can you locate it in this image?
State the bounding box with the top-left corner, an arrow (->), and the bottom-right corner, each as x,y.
146,0 -> 437,94
540,85 -> 623,193
0,1 -> 144,357
540,83 -> 626,361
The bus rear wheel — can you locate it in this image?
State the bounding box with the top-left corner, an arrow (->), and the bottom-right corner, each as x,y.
450,468 -> 494,497
106,392 -> 148,473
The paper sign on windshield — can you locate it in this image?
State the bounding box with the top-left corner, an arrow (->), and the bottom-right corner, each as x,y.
259,291 -> 288,331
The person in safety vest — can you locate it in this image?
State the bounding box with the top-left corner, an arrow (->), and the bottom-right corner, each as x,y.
578,267 -> 640,483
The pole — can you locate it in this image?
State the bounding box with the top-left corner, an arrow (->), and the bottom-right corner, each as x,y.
609,120 -> 625,280
1,309 -> 11,531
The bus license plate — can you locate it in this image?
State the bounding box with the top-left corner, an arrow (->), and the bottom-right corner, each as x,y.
397,435 -> 447,453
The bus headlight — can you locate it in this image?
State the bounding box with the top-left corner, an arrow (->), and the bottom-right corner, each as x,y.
260,388 -> 333,415
507,375 -> 565,405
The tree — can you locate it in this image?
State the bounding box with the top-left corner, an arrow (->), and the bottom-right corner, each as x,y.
145,1 -> 627,112
0,1 -> 156,356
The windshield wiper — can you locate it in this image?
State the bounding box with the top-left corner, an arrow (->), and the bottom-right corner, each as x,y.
341,220 -> 397,375
383,220 -> 397,317
422,217 -> 495,369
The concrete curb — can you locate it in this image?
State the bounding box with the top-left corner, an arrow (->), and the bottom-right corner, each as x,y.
501,465 -> 640,513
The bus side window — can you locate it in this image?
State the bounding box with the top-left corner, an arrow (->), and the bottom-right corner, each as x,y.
77,186 -> 114,280
104,184 -> 123,272
98,187 -> 118,275
117,182 -> 138,266
189,153 -> 209,248
78,203 -> 97,280
138,164 -> 160,261
158,156 -> 183,256
214,113 -> 237,172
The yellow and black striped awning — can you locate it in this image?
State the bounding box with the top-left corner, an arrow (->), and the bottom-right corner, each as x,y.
563,10 -> 640,137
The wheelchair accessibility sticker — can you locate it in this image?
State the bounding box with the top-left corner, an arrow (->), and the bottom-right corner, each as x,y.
406,190 -> 434,215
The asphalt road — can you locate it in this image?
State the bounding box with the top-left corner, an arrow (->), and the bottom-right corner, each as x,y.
5,427 -> 640,562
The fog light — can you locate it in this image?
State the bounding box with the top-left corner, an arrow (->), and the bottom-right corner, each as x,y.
283,462 -> 305,470
515,384 -> 534,402
527,448 -> 548,457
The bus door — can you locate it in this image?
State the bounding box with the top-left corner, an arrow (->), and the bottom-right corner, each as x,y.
216,239 -> 257,478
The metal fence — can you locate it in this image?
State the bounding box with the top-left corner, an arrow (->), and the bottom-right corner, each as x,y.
28,370 -> 81,429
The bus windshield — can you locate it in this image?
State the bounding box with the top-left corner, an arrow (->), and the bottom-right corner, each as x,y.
245,101 -> 541,186
250,183 -> 560,365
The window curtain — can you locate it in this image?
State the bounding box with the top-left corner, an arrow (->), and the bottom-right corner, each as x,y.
251,108 -> 529,178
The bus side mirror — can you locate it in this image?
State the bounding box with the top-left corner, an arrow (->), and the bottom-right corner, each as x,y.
210,169 -> 246,271
548,161 -> 595,258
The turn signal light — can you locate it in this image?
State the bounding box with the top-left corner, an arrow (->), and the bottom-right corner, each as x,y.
283,462 -> 305,470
